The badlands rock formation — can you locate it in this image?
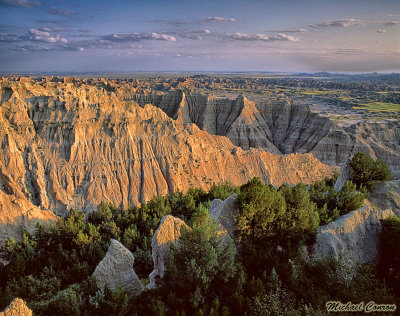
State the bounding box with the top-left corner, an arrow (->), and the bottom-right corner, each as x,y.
209,193 -> 238,242
148,215 -> 188,288
0,298 -> 32,316
313,207 -> 394,264
369,180 -> 400,214
133,91 -> 400,174
93,239 -> 144,297
0,79 -> 338,242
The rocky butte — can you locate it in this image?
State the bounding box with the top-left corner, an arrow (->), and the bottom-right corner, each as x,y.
6,76 -> 397,243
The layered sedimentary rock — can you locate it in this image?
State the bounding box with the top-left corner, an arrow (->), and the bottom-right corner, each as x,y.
0,298 -> 32,316
368,180 -> 400,214
0,80 -> 337,242
93,239 -> 144,297
148,215 -> 188,288
209,193 -> 238,242
313,207 -> 394,264
133,91 -> 400,173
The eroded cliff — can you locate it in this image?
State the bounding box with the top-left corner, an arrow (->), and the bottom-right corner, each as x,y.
132,91 -> 400,173
0,79 -> 337,242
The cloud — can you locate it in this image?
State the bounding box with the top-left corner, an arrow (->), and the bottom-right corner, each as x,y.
265,28 -> 307,34
27,28 -> 68,43
0,0 -> 40,7
38,19 -> 65,25
376,29 -> 387,33
309,19 -> 364,28
11,44 -> 50,51
101,32 -> 176,42
381,21 -> 400,25
173,29 -> 212,40
202,17 -> 236,23
278,33 -> 300,42
48,6 -> 76,17
225,32 -> 300,42
334,48 -> 363,55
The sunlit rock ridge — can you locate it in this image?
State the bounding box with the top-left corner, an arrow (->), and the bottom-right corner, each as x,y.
133,90 -> 400,172
0,78 -> 337,242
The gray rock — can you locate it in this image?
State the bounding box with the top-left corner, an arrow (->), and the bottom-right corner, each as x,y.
148,215 -> 188,289
0,298 -> 32,316
368,179 -> 400,215
313,206 -> 394,264
93,239 -> 143,297
334,160 -> 350,191
209,193 -> 238,242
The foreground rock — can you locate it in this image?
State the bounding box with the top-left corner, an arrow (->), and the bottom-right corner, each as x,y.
148,215 -> 188,288
0,298 -> 32,316
93,239 -> 143,297
313,207 -> 394,264
209,194 -> 238,243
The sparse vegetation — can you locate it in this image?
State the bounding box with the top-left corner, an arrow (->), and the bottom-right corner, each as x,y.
349,152 -> 391,192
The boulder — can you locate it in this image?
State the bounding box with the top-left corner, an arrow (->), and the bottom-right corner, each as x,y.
0,298 -> 32,316
209,193 -> 238,242
313,206 -> 394,264
93,239 -> 143,297
148,215 -> 188,288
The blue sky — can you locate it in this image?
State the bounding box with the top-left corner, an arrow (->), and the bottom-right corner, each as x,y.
0,0 -> 399,73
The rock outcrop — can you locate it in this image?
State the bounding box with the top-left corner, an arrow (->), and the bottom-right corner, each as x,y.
368,179 -> 400,215
334,160 -> 350,191
0,79 -> 338,243
209,194 -> 238,242
313,207 -> 394,264
93,239 -> 144,297
134,91 -> 400,174
148,215 -> 188,288
0,298 -> 32,316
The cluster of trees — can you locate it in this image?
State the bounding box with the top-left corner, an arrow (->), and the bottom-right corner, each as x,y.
0,153 -> 396,315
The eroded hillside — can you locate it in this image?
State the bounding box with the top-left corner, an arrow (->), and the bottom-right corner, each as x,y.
0,78 -> 338,242
132,90 -> 400,172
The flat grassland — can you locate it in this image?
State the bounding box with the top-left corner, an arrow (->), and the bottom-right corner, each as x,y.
354,102 -> 400,112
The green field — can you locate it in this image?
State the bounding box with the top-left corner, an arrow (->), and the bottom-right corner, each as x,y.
353,102 -> 400,112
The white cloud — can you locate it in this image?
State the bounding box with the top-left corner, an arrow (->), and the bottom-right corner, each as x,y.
103,32 -> 176,42
226,32 -> 300,42
278,33 -> 300,42
376,29 -> 387,33
202,17 -> 236,23
309,19 -> 364,28
0,0 -> 40,7
28,28 -> 68,43
382,21 -> 400,25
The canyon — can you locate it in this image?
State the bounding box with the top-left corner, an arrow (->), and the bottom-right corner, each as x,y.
0,77 -> 399,243
0,78 -> 339,242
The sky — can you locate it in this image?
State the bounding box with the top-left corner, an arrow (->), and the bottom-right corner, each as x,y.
0,0 -> 399,73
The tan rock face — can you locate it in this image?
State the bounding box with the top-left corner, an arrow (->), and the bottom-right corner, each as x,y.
93,239 -> 144,297
148,215 -> 188,288
313,206 -> 394,264
134,91 -> 400,174
0,80 -> 338,243
0,298 -> 32,316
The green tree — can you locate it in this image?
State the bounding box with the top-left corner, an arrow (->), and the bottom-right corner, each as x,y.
349,152 -> 391,192
162,211 -> 244,313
